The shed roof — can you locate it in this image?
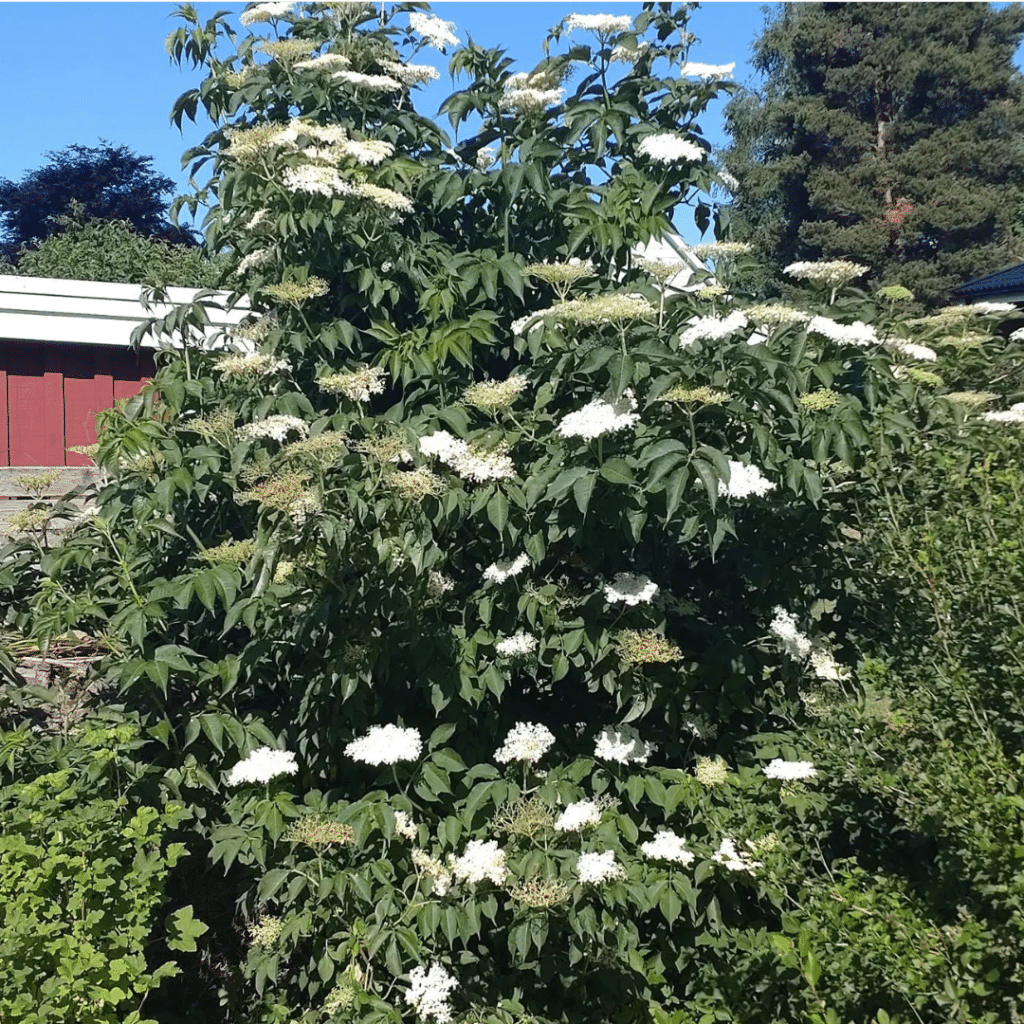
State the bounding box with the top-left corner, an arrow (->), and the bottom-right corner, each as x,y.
952,262 -> 1024,300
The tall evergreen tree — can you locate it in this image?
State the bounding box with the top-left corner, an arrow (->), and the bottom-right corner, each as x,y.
722,2 -> 1024,304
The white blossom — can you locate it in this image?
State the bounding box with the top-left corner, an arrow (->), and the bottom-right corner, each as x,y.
807,315 -> 878,347
763,758 -> 817,781
637,133 -> 704,164
294,53 -> 351,72
495,631 -> 539,659
394,809 -> 418,839
226,746 -> 298,786
982,402 -> 1024,424
718,460 -> 775,500
785,260 -> 868,287
409,11 -> 459,50
238,248 -> 274,274
594,724 -> 652,764
564,13 -> 633,33
452,839 -> 507,885
557,389 -> 639,440
769,606 -> 847,681
680,61 -> 736,79
717,168 -> 740,191
419,430 -> 468,462
412,849 -> 453,895
240,1 -> 293,26
500,72 -> 564,113
640,830 -> 695,865
494,722 -> 555,764
604,572 -> 659,606
1010,327 -> 1024,343
888,340 -> 938,362
345,724 -> 423,766
971,301 -> 1015,314
713,837 -> 761,872
475,146 -> 497,170
576,850 -> 626,884
610,41 -> 651,63
483,553 -> 530,583
405,963 -> 458,1023
381,59 -> 440,85
331,69 -> 402,92
216,352 -> 289,377
678,310 -> 748,347
337,139 -> 395,165
240,415 -> 309,443
555,799 -> 603,832
282,164 -> 351,198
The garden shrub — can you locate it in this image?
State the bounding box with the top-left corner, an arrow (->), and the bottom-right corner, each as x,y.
1,3 -> 1023,1024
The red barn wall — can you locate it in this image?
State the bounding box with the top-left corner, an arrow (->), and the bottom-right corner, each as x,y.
0,340 -> 154,467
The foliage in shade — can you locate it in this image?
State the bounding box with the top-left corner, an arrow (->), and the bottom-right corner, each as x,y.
722,2 -> 1024,303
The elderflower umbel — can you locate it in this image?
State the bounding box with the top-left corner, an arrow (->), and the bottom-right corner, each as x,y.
394,809 -> 418,840
554,799 -> 603,832
405,963 -> 458,1024
763,758 -> 817,781
688,241 -> 751,260
604,572 -> 658,605
412,849 -> 453,895
282,165 -> 350,197
240,1 -> 293,26
500,72 -> 564,113
226,746 -> 298,786
807,315 -> 877,347
483,553 -> 530,583
409,11 -> 459,50
495,631 -> 539,659
249,916 -> 284,947
637,133 -> 704,164
494,722 -> 555,764
240,416 -> 309,443
678,310 -> 748,347
888,340 -> 938,362
744,303 -> 810,327
611,41 -> 651,63
713,837 -> 761,873
294,52 -> 350,71
576,850 -> 626,884
694,755 -> 728,787
380,59 -> 440,85
452,839 -> 507,885
558,390 -> 639,440
237,248 -> 274,275
319,366 -> 387,401
640,830 -> 695,865
982,403 -> 1024,424
680,61 -> 736,78
463,376 -> 528,412
564,12 -> 633,33
331,69 -> 402,92
345,725 -> 423,765
719,460 -> 775,500
785,260 -> 868,288
419,430 -> 514,482
216,353 -> 289,377
594,724 -> 652,764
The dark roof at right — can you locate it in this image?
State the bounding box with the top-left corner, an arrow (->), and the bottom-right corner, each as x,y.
953,262 -> 1024,297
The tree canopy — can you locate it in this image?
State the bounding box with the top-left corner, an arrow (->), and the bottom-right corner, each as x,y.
722,2 -> 1024,304
0,141 -> 198,262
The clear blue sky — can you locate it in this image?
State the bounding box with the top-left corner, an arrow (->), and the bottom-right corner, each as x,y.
0,3 -> 1019,246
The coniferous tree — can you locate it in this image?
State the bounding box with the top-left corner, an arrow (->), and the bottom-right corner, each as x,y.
722,2 -> 1024,304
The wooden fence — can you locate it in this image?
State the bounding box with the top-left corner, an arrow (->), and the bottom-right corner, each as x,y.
0,465 -> 103,536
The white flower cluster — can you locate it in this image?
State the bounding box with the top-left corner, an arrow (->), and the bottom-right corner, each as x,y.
331,69 -> 402,92
345,725 -> 423,766
336,139 -> 395,166
807,315 -> 878,347
380,60 -> 440,85
240,415 -> 309,443
557,389 -> 639,440
412,849 -> 453,896
887,340 -> 938,362
717,168 -> 740,191
594,724 -> 652,764
394,809 -> 418,839
494,722 -> 555,764
680,61 -> 736,78
495,631 -> 539,659
226,746 -> 298,786
640,829 -> 695,865
763,758 -> 817,781
637,133 -> 703,164
238,248 -> 274,275
565,12 -> 633,33
452,839 -> 507,885
418,430 -> 515,482
409,11 -> 459,50
982,402 -> 1024,424
576,850 -> 626,884
240,1 -> 293,26
719,460 -> 776,500
475,146 -> 497,170
294,53 -> 350,72
483,553 -> 530,583
554,799 -> 603,832
678,310 -> 748,347
769,607 -> 846,681
405,962 -> 458,1023
713,837 -> 762,873
604,572 -> 659,606
611,41 -> 651,63
784,260 -> 869,287
216,353 -> 289,377
282,165 -> 350,197
971,301 -> 1015,314
319,366 -> 388,401
500,72 -> 565,113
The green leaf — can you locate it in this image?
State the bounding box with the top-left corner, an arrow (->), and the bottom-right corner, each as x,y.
166,905 -> 209,953
573,471 -> 596,515
600,458 -> 634,486
486,490 -> 509,532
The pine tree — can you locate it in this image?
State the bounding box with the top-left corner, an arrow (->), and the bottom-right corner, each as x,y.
722,2 -> 1024,304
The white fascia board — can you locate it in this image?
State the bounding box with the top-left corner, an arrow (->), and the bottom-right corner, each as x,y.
0,273 -> 251,349
632,233 -> 714,291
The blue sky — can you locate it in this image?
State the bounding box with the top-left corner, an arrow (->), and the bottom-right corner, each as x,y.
1,3 -> 1019,246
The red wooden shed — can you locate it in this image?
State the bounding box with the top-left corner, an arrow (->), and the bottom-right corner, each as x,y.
0,274 -> 248,468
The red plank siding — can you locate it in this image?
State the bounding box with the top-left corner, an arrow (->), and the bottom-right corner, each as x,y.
0,364 -> 7,466
7,343 -> 48,465
64,346 -> 109,465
